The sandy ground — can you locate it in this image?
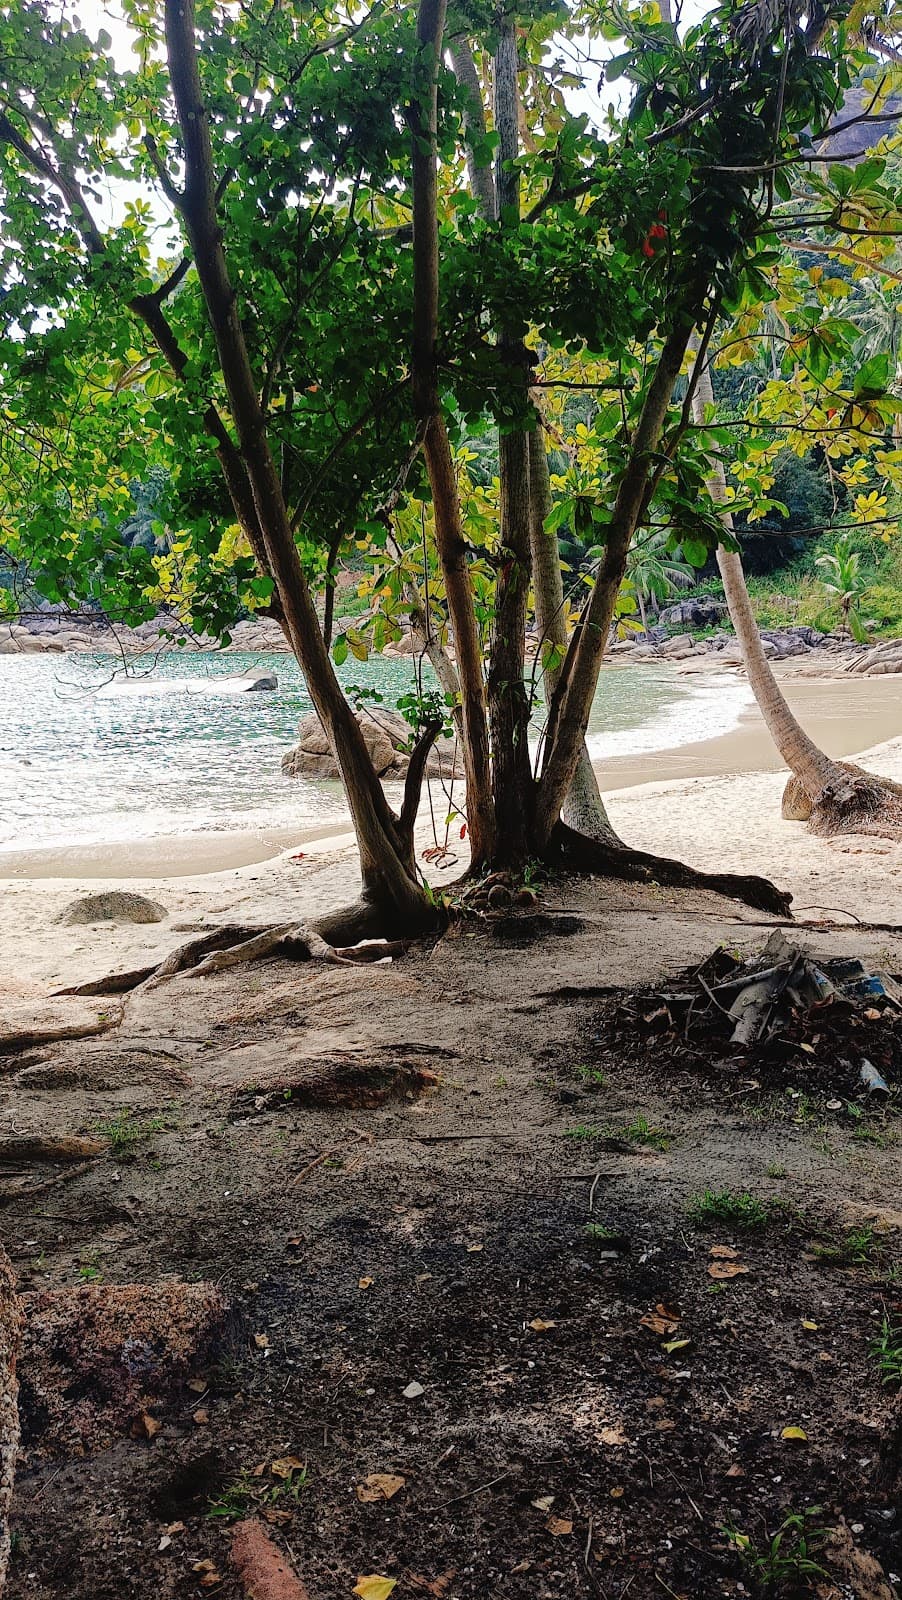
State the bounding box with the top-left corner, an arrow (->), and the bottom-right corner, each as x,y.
1,726 -> 901,1001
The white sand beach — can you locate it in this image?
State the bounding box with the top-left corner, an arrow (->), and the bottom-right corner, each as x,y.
1,724 -> 900,1002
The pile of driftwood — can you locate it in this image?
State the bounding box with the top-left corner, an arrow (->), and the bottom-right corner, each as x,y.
618,931 -> 901,1097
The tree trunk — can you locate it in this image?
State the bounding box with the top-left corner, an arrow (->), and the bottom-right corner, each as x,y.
410,0 -> 496,868
690,348 -> 849,802
446,39 -> 496,220
486,15 -> 534,865
527,426 -> 623,845
164,0 -> 436,936
534,309 -> 702,845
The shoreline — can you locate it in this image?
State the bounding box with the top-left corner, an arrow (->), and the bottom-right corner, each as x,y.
2,673 -> 901,881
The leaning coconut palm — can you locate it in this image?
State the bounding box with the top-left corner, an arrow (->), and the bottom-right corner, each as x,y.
690,351 -> 902,838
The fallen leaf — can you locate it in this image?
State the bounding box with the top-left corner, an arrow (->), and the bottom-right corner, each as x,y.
403,1380 -> 425,1399
709,1245 -> 740,1260
640,1304 -> 680,1335
654,1418 -> 676,1432
193,1561 -> 218,1573
193,1409 -> 209,1426
661,1338 -> 691,1354
610,1486 -> 624,1499
865,1007 -> 882,1021
707,1262 -> 750,1280
781,1426 -> 808,1442
466,1244 -> 483,1253
261,1508 -> 292,1525
356,1473 -> 406,1503
600,1425 -> 626,1446
359,1277 -> 374,1290
250,1462 -> 267,1477
547,1516 -> 573,1536
415,1273 -> 433,1286
253,1332 -> 269,1349
801,1319 -> 818,1331
645,1397 -> 666,1413
164,1522 -> 185,1536
725,1464 -> 745,1478
287,1236 -> 303,1247
158,1535 -> 172,1552
136,1410 -> 161,1439
199,1576 -> 222,1592
799,1042 -> 816,1055
531,1494 -> 555,1512
528,1318 -> 557,1332
186,1378 -> 207,1395
353,1578 -> 397,1600
271,1455 -> 305,1479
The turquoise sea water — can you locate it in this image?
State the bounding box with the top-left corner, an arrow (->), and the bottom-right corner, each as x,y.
0,650 -> 750,852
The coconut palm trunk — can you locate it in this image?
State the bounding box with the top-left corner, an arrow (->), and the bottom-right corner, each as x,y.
691,348 -> 902,832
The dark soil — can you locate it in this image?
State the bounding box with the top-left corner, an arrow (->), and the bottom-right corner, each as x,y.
2,883 -> 901,1600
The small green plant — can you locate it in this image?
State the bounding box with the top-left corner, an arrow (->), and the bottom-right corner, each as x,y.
575,1063 -> 607,1087
723,1508 -> 827,1594
815,1224 -> 879,1267
77,1264 -> 102,1283
564,1123 -> 601,1141
871,1315 -> 902,1385
612,1114 -> 669,1150
766,1163 -> 787,1179
688,1189 -> 770,1229
583,1222 -> 617,1245
94,1109 -> 167,1156
208,1462 -> 308,1521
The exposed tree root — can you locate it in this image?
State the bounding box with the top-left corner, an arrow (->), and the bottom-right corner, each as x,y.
54,918 -> 413,1002
0,1136 -> 107,1164
547,822 -> 793,917
231,1518 -> 311,1600
0,1006 -> 123,1057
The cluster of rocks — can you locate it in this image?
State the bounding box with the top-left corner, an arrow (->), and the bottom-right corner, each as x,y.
282,705 -> 459,782
848,638 -> 902,676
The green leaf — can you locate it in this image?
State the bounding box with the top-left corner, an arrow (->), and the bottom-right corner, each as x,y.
681,538 -> 708,568
854,353 -> 891,399
333,635 -> 349,666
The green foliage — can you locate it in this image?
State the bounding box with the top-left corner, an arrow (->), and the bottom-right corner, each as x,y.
688,1189 -> 770,1229
871,1315 -> 902,1385
816,534 -> 872,640
723,1509 -> 827,1595
94,1110 -> 167,1156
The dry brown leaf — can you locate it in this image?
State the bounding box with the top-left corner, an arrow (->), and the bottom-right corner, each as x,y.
709,1244 -> 740,1259
164,1521 -> 186,1536
192,1409 -> 209,1425
531,1494 -> 555,1512
600,1425 -> 626,1446
640,1303 -> 680,1334
547,1516 -> 573,1536
528,1318 -> 557,1332
261,1508 -> 292,1525
725,1464 -> 745,1478
271,1455 -> 305,1479
654,1418 -> 676,1432
610,1486 -> 624,1499
186,1378 -> 207,1395
137,1410 -> 161,1439
253,1332 -> 269,1349
359,1276 -> 374,1290
356,1473 -> 406,1503
466,1244 -> 483,1253
707,1262 -> 750,1280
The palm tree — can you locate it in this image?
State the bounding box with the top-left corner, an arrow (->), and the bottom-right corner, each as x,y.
689,348 -> 900,834
816,536 -> 871,641
626,532 -> 694,634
